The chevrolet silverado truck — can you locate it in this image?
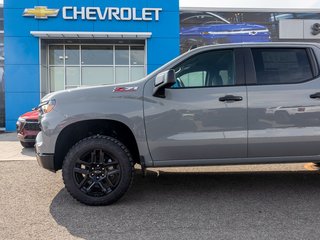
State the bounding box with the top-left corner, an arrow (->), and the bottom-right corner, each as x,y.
36,42 -> 320,205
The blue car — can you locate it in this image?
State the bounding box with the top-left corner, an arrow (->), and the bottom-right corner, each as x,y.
180,12 -> 271,52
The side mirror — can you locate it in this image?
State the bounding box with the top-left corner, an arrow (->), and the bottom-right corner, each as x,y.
153,69 -> 176,98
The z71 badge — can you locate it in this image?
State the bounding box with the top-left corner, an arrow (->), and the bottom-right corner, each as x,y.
113,86 -> 139,92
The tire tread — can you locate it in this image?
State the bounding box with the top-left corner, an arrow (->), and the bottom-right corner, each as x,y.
62,135 -> 134,206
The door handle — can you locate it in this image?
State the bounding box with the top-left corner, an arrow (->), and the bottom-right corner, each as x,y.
310,92 -> 320,99
219,95 -> 243,102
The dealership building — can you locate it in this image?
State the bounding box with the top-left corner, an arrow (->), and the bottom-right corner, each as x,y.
2,0 -> 320,131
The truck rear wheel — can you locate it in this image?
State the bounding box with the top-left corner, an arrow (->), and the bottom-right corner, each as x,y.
62,135 -> 134,206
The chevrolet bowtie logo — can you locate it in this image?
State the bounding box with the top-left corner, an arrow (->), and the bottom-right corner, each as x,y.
23,6 -> 59,19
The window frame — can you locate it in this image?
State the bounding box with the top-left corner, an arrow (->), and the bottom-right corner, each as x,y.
246,47 -> 319,86
170,48 -> 245,90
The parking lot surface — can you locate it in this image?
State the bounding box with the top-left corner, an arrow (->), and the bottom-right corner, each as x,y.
1,133 -> 320,240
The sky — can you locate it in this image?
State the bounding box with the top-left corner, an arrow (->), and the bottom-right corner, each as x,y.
180,0 -> 320,11
1,0 -> 320,10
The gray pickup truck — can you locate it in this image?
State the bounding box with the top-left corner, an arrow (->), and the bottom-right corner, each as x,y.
36,42 -> 320,205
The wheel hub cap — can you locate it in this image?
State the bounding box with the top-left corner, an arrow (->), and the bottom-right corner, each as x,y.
73,149 -> 121,197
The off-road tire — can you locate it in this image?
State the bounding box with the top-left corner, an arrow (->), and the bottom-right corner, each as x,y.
62,135 -> 134,206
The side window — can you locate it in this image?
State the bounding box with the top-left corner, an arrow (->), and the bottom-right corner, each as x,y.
172,50 -> 235,88
252,48 -> 314,85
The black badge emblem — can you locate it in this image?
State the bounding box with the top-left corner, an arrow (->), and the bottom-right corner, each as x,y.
311,23 -> 320,36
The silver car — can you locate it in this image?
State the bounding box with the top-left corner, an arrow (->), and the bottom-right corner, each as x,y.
35,42 -> 320,205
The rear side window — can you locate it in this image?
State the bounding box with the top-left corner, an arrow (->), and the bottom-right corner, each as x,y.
251,48 -> 314,85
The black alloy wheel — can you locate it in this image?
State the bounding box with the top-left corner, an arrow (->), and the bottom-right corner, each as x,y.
73,149 -> 121,197
62,135 -> 134,206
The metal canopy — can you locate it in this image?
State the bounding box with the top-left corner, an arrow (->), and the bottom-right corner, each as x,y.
30,31 -> 152,39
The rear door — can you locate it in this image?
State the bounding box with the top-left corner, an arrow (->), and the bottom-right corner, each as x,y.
246,46 -> 320,158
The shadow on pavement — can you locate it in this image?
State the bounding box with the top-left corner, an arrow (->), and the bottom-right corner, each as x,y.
50,170 -> 320,240
20,147 -> 36,157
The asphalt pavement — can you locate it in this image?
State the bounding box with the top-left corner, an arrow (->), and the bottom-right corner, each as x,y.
1,132 -> 320,240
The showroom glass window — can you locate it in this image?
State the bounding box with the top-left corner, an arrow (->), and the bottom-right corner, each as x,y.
173,50 -> 235,88
251,48 -> 314,84
48,44 -> 146,92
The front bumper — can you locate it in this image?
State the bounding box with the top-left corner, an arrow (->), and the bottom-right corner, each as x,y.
17,131 -> 38,143
35,132 -> 56,172
16,119 -> 40,143
36,152 -> 55,172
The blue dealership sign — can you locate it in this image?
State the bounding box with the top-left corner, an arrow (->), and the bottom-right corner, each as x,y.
4,0 -> 180,131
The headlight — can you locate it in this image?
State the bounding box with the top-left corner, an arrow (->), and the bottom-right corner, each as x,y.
40,99 -> 56,114
16,117 -> 26,131
17,117 -> 26,123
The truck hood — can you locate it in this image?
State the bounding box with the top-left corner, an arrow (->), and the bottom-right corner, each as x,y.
41,81 -> 145,104
40,80 -> 147,122
20,110 -> 39,120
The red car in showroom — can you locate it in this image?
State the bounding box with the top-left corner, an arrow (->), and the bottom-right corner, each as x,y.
16,110 -> 40,148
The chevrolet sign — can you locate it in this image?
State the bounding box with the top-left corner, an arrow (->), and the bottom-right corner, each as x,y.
23,6 -> 59,19
23,6 -> 162,21
63,7 -> 162,21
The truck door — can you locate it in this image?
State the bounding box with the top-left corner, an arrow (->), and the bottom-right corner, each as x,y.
246,47 -> 320,158
144,48 -> 248,163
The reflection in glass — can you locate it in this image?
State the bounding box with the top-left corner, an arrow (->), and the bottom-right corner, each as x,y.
48,44 -> 146,92
116,67 -> 129,83
82,67 -> 114,85
131,66 -> 145,81
66,67 -> 80,86
50,67 -> 64,91
115,46 -> 129,65
252,48 -> 313,84
180,71 -> 207,87
81,46 -> 113,65
65,45 -> 80,65
49,45 -> 64,65
131,46 -> 145,65
174,50 -> 234,88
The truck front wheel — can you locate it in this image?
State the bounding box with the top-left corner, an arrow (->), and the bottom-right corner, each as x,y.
62,135 -> 134,206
